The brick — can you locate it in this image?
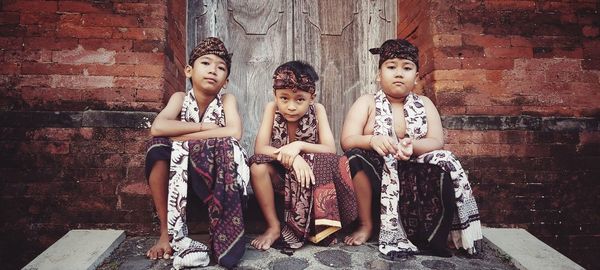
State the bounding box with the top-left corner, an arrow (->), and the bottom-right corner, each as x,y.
24,23 -> 57,37
113,3 -> 167,17
138,16 -> 166,28
58,1 -> 112,13
484,0 -> 536,10
534,47 -> 583,59
57,25 -> 112,39
4,1 -> 58,12
52,45 -> 116,65
20,88 -> 84,108
0,24 -> 25,36
20,12 -> 59,25
582,58 -> 600,70
114,52 -> 164,65
21,63 -> 83,75
0,63 -> 20,75
84,88 -> 136,103
431,69 -> 487,82
133,40 -> 165,52
484,47 -> 533,58
463,34 -> 511,47
432,34 -> 462,47
113,77 -> 164,89
79,39 -> 133,52
133,64 -> 164,77
49,75 -> 114,89
437,45 -> 484,58
0,37 -> 24,50
24,37 -> 78,50
582,26 -> 599,38
84,64 -> 135,77
466,105 -> 522,115
81,14 -> 140,28
431,57 -> 462,70
135,88 -> 163,102
0,12 -> 20,24
112,27 -> 165,41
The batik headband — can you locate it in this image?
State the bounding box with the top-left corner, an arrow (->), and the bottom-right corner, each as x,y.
188,37 -> 232,73
272,66 -> 316,94
369,39 -> 419,70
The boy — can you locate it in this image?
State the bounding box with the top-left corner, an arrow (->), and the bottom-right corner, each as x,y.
249,61 -> 357,250
145,37 -> 249,269
341,39 -> 482,258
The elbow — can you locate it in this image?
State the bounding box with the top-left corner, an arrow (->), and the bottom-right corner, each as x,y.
232,131 -> 242,141
149,124 -> 161,137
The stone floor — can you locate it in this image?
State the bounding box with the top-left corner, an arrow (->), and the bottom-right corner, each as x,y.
97,235 -> 517,270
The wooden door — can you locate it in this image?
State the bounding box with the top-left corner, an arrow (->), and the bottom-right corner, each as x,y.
188,0 -> 397,153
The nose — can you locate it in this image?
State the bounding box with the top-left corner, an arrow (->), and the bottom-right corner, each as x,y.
287,103 -> 296,111
209,64 -> 218,74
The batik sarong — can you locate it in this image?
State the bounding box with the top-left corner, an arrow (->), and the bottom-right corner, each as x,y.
249,105 -> 357,248
372,90 -> 482,255
149,90 -> 249,269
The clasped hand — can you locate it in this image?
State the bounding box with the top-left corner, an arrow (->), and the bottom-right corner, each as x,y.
369,135 -> 413,160
274,142 -> 314,189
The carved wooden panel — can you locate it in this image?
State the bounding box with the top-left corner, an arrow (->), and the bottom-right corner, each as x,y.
188,0 -> 396,153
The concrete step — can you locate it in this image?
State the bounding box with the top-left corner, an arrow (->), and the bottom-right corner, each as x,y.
483,228 -> 584,270
22,229 -> 125,270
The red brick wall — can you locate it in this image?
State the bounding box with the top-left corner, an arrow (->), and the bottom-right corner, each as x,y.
399,1 -> 599,268
0,1 -> 186,268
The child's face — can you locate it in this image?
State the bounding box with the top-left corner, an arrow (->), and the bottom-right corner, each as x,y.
273,88 -> 315,122
377,58 -> 418,99
185,54 -> 228,94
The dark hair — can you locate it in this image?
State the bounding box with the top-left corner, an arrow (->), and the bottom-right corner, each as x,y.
272,60 -> 319,94
276,61 -> 318,82
369,39 -> 419,70
188,37 -> 232,80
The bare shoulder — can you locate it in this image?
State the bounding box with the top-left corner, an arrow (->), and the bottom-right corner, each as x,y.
352,94 -> 375,110
169,91 -> 185,101
314,103 -> 327,113
221,93 -> 238,103
265,101 -> 276,109
415,94 -> 437,108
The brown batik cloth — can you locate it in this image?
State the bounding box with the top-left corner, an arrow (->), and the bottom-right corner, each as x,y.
249,105 -> 357,248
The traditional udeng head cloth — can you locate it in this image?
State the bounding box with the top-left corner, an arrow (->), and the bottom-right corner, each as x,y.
188,37 -> 232,75
369,39 -> 419,70
273,65 -> 316,94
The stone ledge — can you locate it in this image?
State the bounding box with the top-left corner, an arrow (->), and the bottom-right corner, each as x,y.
23,229 -> 125,270
483,227 -> 585,270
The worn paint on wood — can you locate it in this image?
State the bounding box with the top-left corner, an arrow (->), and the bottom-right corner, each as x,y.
188,0 -> 396,153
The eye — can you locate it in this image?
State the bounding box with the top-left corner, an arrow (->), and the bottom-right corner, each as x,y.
386,65 -> 396,70
297,98 -> 305,102
201,61 -> 209,65
218,66 -> 226,71
403,66 -> 413,71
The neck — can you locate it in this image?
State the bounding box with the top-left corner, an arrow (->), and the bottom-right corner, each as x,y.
383,91 -> 409,104
193,87 -> 218,107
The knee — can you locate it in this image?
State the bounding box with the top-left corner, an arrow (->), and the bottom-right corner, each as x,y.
250,163 -> 270,176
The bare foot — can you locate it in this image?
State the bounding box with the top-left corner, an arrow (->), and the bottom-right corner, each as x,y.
251,227 -> 280,250
344,224 -> 372,245
146,234 -> 173,260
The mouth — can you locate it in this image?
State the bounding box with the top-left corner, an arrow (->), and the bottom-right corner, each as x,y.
393,82 -> 404,86
205,78 -> 217,84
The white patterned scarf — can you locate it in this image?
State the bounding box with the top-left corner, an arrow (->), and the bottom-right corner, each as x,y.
374,90 -> 482,255
168,90 -> 249,269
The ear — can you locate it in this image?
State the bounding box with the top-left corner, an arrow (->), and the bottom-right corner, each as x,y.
376,70 -> 381,82
221,78 -> 229,89
415,72 -> 420,84
310,94 -> 316,104
184,65 -> 193,78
